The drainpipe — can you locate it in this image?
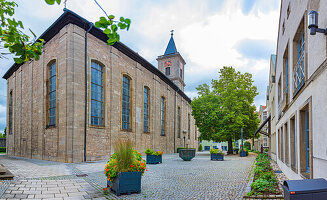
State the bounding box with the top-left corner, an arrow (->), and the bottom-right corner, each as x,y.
84,22 -> 93,162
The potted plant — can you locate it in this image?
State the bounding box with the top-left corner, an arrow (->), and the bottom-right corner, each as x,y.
233,147 -> 239,154
240,148 -> 249,157
179,148 -> 196,161
145,148 -> 163,164
210,148 -> 224,161
104,139 -> 146,196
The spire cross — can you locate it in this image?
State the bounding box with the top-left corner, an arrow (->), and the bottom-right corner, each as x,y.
170,30 -> 174,36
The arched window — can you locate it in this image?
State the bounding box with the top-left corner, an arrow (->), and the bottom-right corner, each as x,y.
143,87 -> 150,132
188,113 -> 190,139
177,107 -> 181,138
47,61 -> 56,126
160,97 -> 165,136
122,75 -> 131,130
90,61 -> 104,126
9,91 -> 13,134
165,67 -> 170,76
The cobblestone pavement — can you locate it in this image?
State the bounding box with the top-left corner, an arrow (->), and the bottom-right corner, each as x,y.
0,153 -> 255,200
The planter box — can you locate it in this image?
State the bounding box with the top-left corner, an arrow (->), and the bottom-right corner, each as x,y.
179,149 -> 195,161
107,171 -> 142,196
211,153 -> 224,161
146,155 -> 162,164
240,150 -> 247,157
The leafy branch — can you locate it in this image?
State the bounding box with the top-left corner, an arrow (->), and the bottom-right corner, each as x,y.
0,0 -> 131,64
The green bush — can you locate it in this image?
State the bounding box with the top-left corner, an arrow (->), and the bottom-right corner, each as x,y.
0,147 -> 6,153
198,144 -> 203,151
244,141 -> 251,150
251,178 -> 271,192
145,148 -> 154,155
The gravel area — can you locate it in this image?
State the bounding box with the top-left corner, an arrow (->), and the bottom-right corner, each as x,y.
0,153 -> 255,199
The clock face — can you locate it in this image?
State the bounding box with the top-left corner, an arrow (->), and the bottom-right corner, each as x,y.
164,60 -> 172,68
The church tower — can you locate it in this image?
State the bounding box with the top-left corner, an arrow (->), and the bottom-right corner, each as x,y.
157,31 -> 186,91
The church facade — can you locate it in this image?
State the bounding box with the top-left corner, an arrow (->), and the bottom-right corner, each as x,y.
3,10 -> 198,163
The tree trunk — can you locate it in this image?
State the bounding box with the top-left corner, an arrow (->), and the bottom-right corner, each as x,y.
227,138 -> 233,155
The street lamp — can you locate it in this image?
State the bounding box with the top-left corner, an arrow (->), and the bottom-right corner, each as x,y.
308,10 -> 327,35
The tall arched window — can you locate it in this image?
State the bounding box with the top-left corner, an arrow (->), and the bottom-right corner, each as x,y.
177,107 -> 181,138
48,61 -> 56,126
91,61 -> 104,126
122,75 -> 131,130
9,91 -> 13,134
188,113 -> 190,139
160,97 -> 165,136
143,87 -> 150,132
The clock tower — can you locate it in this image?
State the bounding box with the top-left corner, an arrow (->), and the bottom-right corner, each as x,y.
157,31 -> 186,91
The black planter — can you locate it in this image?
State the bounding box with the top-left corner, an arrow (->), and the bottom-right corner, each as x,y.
107,171 -> 142,196
146,155 -> 162,164
179,149 -> 195,161
210,153 -> 224,161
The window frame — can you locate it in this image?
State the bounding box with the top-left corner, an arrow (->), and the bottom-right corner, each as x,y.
165,67 -> 170,76
8,90 -> 13,135
90,60 -> 105,127
177,107 -> 181,138
122,74 -> 132,131
46,60 -> 57,128
143,86 -> 150,133
160,96 -> 166,136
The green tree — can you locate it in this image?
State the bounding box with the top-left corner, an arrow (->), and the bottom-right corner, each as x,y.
0,0 -> 131,64
191,66 -> 260,154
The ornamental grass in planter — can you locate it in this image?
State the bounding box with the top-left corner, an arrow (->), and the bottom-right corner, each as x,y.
104,139 -> 146,196
246,153 -> 282,198
145,148 -> 163,164
210,149 -> 224,161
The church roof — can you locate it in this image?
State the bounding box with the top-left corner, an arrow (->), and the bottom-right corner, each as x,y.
2,9 -> 191,104
164,33 -> 177,55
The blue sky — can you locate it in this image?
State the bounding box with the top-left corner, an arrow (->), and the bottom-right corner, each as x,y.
0,0 -> 280,133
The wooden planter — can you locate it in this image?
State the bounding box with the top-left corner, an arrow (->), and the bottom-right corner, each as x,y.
146,155 -> 162,164
210,153 -> 224,161
107,171 -> 142,196
179,149 -> 195,161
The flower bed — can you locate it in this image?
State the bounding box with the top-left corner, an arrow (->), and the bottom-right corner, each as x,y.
246,153 -> 282,197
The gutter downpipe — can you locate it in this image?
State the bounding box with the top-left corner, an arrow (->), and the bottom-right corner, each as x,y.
84,22 -> 93,162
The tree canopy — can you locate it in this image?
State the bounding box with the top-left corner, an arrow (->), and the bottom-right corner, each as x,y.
0,0 -> 131,64
191,66 -> 259,154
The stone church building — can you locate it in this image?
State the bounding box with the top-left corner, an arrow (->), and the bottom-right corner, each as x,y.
3,9 -> 198,162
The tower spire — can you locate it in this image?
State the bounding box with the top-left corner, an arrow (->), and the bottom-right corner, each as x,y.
164,31 -> 177,55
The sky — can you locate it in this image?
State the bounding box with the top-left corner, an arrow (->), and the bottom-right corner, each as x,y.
0,0 -> 280,133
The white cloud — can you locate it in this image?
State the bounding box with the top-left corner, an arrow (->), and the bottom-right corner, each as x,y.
0,0 -> 280,126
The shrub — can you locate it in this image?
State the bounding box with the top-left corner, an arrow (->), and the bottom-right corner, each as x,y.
244,141 -> 251,150
0,147 -> 5,153
145,148 -> 154,155
198,144 -> 203,151
264,148 -> 269,152
104,139 -> 146,182
210,148 -> 223,155
251,178 -> 271,192
145,148 -> 163,156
